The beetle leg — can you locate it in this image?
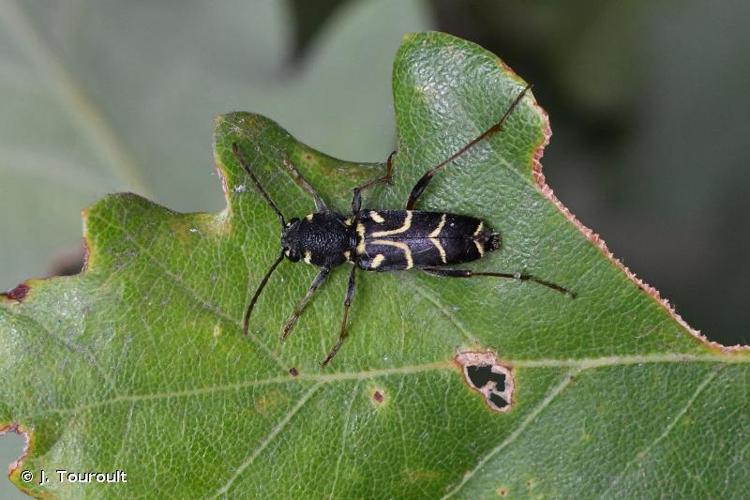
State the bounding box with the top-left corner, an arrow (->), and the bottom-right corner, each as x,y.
281,157 -> 328,212
405,85 -> 531,210
281,267 -> 330,341
321,265 -> 357,367
351,150 -> 396,213
421,266 -> 575,298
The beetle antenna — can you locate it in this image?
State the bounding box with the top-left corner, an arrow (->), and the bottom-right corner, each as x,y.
436,84 -> 531,174
232,143 -> 287,227
406,84 -> 533,210
243,250 -> 286,336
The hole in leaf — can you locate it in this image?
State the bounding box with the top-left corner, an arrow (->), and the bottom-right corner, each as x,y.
466,364 -> 506,391
455,351 -> 514,413
488,392 -> 509,409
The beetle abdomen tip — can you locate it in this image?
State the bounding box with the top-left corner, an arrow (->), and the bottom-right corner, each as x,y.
487,232 -> 502,251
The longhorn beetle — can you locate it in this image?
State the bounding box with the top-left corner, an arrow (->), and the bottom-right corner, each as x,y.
232,85 -> 575,367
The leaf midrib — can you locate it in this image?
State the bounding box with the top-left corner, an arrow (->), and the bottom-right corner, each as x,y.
28,353 -> 745,418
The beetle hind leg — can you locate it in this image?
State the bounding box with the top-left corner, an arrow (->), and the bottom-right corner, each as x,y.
421,266 -> 575,298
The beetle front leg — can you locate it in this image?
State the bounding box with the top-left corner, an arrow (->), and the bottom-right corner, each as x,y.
321,265 -> 357,367
281,157 -> 328,213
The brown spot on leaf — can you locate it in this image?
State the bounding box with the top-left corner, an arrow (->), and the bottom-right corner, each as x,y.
373,390 -> 384,403
254,390 -> 286,414
454,351 -> 514,413
496,487 -> 509,496
2,283 -> 30,302
289,367 -> 299,377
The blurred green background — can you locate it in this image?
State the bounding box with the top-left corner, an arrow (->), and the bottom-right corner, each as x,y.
1,1 -> 748,496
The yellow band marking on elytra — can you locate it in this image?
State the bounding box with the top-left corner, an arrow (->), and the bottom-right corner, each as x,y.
306,213 -> 314,221
343,250 -> 351,262
303,250 -> 312,264
370,254 -> 385,268
356,223 -> 367,254
370,239 -> 413,269
473,221 -> 484,236
369,211 -> 385,223
429,213 -> 448,263
371,211 -> 412,237
432,240 -> 448,264
429,214 -> 447,238
474,240 -> 485,257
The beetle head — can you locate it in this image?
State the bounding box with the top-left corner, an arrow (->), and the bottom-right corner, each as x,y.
281,217 -> 302,262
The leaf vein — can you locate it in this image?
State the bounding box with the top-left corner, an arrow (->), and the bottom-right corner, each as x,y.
599,367 -> 723,497
2,306 -> 118,395
26,354 -> 744,417
210,382 -> 323,498
441,370 -> 577,498
329,380 -> 361,499
89,212 -> 287,371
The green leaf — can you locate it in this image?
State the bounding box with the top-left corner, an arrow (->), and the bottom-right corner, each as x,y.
2,32 -> 748,499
